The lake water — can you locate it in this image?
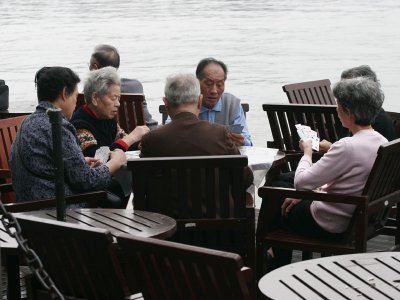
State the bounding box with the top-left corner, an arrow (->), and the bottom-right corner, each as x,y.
1,0 -> 400,146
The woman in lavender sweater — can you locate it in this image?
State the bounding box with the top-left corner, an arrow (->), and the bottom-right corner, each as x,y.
274,77 -> 388,267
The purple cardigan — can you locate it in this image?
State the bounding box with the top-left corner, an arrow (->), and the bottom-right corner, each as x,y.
294,129 -> 388,233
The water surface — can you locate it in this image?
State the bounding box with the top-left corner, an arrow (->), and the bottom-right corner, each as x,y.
1,0 -> 399,145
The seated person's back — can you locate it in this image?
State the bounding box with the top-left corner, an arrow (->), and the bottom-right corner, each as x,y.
10,67 -> 127,202
140,73 -> 253,189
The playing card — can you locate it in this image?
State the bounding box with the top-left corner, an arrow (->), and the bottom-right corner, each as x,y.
295,124 -> 320,151
94,146 -> 110,164
225,124 -> 244,134
230,124 -> 244,134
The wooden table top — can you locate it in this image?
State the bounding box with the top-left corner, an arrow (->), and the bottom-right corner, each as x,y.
14,209 -> 177,240
0,222 -> 18,254
258,252 -> 400,300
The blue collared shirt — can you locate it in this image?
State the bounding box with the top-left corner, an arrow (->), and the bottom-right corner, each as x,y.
199,99 -> 252,146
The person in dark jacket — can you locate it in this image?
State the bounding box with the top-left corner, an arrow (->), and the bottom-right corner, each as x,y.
88,44 -> 158,128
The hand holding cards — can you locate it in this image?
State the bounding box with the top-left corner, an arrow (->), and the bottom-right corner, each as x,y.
295,124 -> 320,151
225,124 -> 244,134
94,146 -> 111,164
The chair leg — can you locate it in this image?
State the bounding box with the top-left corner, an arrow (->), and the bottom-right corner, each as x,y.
302,251 -> 312,260
256,242 -> 266,280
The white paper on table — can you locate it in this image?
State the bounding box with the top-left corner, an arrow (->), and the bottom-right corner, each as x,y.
239,146 -> 278,187
125,150 -> 141,160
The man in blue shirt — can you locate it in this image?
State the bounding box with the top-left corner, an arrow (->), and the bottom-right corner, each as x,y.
195,58 -> 252,146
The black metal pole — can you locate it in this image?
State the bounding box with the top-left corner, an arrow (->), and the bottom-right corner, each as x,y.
47,108 -> 65,221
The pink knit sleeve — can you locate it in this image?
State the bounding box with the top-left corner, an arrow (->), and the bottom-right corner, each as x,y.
294,139 -> 350,190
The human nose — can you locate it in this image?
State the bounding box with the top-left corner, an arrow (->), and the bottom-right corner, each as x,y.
210,83 -> 218,94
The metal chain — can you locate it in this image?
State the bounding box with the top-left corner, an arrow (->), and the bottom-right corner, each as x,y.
0,199 -> 65,300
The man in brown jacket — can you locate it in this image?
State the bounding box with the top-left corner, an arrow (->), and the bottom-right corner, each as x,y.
141,73 -> 241,157
140,73 -> 253,197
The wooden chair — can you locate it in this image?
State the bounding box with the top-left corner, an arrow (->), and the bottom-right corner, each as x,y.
256,139 -> 400,279
263,103 -> 342,171
77,93 -> 146,132
14,214 -> 135,300
159,102 -> 250,125
0,115 -> 27,203
0,189 -> 109,299
128,155 -> 255,271
282,79 -> 336,105
117,233 -> 253,300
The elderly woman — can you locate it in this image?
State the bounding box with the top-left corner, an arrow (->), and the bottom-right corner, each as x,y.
10,67 -> 127,203
70,66 -> 149,206
272,77 -> 388,268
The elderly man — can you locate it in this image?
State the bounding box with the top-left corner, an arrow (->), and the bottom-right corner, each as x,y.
195,57 -> 252,146
140,73 -> 242,156
88,44 -> 158,128
140,73 -> 253,204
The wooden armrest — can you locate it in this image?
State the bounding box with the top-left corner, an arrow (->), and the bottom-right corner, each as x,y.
367,190 -> 400,215
0,182 -> 13,193
259,186 -> 367,205
240,266 -> 253,284
4,191 -> 108,212
0,168 -> 11,179
126,293 -> 144,300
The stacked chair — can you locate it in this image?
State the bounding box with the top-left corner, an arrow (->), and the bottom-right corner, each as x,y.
12,213 -> 253,299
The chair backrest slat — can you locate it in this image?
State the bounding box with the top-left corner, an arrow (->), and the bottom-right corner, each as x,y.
0,115 -> 27,203
130,156 -> 247,219
263,103 -> 342,152
117,234 -> 252,300
77,93 -> 145,133
0,115 -> 26,171
363,139 -> 400,200
128,155 -> 255,269
283,79 -> 336,105
15,214 -> 130,299
118,93 -> 146,132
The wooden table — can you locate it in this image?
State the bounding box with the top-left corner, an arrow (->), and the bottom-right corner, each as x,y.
258,252 -> 400,300
15,208 -> 176,240
2,209 -> 176,299
238,146 -> 285,188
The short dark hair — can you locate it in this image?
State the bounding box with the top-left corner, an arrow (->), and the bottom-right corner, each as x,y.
195,57 -> 228,80
90,44 -> 120,69
341,65 -> 378,83
333,77 -> 384,126
35,67 -> 80,102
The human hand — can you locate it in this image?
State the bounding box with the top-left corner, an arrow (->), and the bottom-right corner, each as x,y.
109,149 -> 127,166
125,125 -> 150,145
319,139 -> 332,152
85,157 -> 102,167
281,198 -> 302,217
299,139 -> 313,156
229,132 -> 245,146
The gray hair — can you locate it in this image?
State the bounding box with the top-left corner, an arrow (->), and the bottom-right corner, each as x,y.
341,65 -> 378,83
333,77 -> 384,126
84,66 -> 120,104
164,73 -> 200,106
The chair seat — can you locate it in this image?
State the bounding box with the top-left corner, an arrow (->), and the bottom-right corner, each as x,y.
262,229 -> 355,254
